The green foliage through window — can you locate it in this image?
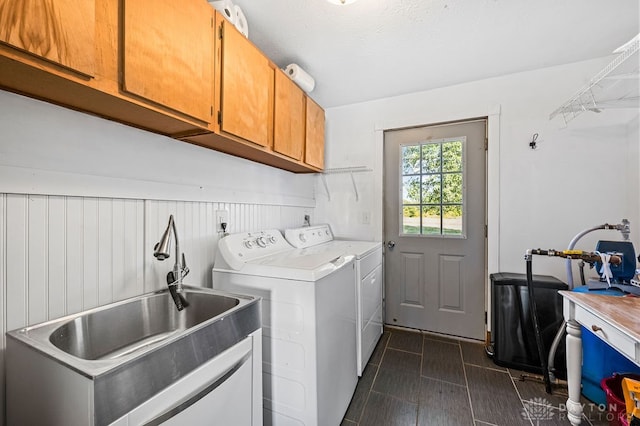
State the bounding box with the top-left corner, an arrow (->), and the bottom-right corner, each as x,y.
401,138 -> 464,236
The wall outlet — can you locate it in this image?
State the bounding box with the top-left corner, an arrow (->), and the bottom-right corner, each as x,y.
215,209 -> 229,232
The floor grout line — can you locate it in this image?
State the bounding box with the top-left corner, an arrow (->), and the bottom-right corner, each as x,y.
386,346 -> 423,355
416,333 -> 424,425
354,333 -> 389,425
418,373 -> 468,388
460,342 -> 478,426
424,336 -> 462,346
508,371 -> 535,426
463,361 -> 509,373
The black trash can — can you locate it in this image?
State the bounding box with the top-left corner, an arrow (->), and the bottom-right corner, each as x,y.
491,272 -> 568,379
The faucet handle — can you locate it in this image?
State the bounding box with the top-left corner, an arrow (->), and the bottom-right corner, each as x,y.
166,272 -> 185,311
181,253 -> 190,278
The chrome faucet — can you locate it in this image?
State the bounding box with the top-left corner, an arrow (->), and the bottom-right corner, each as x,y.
154,215 -> 190,310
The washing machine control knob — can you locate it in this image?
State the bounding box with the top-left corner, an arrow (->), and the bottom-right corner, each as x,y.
244,240 -> 254,249
256,237 -> 267,248
299,233 -> 307,242
268,235 -> 276,244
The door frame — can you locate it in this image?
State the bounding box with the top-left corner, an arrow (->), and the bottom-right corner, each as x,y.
373,105 -> 501,343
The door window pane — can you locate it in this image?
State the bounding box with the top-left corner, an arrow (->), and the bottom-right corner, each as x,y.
442,173 -> 462,203
421,143 -> 440,173
421,175 -> 441,204
402,176 -> 421,204
442,141 -> 463,172
402,145 -> 421,174
400,137 -> 465,237
402,206 -> 420,234
422,206 -> 441,235
443,205 -> 463,235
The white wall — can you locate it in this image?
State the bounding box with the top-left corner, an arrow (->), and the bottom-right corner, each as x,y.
0,90 -> 316,207
630,116 -> 640,232
315,56 -> 640,284
0,90 -> 317,425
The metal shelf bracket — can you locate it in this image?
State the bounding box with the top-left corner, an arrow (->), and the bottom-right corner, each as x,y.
320,166 -> 372,201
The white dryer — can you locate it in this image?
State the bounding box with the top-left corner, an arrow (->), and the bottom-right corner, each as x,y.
285,224 -> 383,376
212,229 -> 357,426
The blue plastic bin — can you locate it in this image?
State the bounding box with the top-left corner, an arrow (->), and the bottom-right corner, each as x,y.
573,286 -> 640,405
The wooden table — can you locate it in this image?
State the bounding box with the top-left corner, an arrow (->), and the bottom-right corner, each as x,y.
559,291 -> 640,425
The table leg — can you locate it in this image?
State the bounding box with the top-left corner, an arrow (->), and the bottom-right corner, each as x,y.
566,319 -> 583,425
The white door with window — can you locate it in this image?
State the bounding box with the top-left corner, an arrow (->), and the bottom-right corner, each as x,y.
384,119 -> 487,340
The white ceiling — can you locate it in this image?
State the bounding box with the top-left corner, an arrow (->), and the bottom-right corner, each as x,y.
226,0 -> 639,108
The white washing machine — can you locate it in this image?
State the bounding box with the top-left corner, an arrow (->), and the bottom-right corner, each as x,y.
212,229 -> 357,426
284,224 -> 383,376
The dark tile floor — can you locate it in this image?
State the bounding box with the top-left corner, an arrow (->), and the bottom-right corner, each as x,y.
342,326 -> 612,426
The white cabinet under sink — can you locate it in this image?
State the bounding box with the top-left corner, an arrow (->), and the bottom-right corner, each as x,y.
113,332 -> 262,426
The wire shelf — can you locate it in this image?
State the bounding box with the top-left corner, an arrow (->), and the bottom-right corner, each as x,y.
549,34 -> 639,125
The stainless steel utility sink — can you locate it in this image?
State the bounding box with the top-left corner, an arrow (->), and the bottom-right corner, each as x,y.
6,285 -> 261,425
48,290 -> 239,360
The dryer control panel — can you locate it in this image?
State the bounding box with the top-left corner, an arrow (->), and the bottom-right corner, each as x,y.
218,229 -> 292,270
285,224 -> 334,249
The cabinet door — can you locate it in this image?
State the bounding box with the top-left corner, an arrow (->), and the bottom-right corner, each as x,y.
273,70 -> 305,161
122,337 -> 255,426
123,0 -> 213,123
219,20 -> 273,148
305,97 -> 325,169
0,0 -> 95,76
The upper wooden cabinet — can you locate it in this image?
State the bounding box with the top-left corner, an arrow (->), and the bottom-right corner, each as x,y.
184,12 -> 326,173
218,18 -> 273,148
122,0 -> 213,123
0,0 -> 95,77
305,97 -> 325,170
273,69 -> 305,161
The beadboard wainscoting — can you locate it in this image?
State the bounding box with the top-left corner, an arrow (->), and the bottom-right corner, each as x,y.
0,192 -> 311,423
